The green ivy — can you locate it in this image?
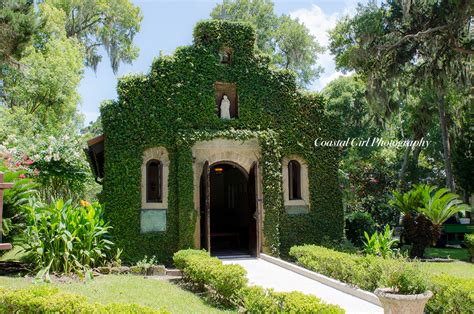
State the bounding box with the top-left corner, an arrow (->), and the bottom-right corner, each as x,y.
100,20 -> 342,262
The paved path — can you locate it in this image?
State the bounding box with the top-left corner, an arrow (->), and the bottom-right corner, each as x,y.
222,258 -> 383,314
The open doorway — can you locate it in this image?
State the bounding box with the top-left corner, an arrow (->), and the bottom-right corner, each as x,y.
200,162 -> 257,256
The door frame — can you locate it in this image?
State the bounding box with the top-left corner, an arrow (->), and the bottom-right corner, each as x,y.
199,160 -> 262,256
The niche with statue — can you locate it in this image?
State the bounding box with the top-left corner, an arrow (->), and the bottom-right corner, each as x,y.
214,82 -> 238,119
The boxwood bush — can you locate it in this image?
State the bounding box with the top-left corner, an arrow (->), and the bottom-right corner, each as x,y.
290,245 -> 474,313
239,286 -> 344,313
173,249 -> 247,303
173,249 -> 344,312
0,286 -> 166,313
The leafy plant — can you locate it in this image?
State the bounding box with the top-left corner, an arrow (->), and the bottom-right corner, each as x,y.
345,211 -> 376,247
391,184 -> 470,257
417,187 -> 471,242
0,164 -> 38,242
136,255 -> 158,275
363,225 -> 399,258
18,198 -> 114,278
363,231 -> 379,256
380,262 -> 428,295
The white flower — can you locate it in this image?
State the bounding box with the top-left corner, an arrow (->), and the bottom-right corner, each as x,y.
33,154 -> 40,160
44,155 -> 52,162
53,153 -> 60,161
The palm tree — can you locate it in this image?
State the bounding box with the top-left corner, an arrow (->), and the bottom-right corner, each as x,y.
391,184 -> 470,258
418,188 -> 471,243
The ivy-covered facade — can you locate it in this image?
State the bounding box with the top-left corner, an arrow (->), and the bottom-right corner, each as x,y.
89,20 -> 343,262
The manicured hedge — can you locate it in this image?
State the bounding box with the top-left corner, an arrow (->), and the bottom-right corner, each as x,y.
173,249 -> 247,302
239,286 -> 344,314
0,286 -> 166,313
426,274 -> 474,314
290,245 -> 474,313
101,20 -> 343,262
173,249 -> 345,312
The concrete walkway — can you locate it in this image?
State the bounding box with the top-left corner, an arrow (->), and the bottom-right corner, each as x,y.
222,258 -> 383,314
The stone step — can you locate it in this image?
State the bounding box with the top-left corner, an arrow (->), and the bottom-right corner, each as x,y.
165,268 -> 182,276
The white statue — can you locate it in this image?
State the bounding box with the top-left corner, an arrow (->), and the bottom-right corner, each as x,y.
220,95 -> 231,119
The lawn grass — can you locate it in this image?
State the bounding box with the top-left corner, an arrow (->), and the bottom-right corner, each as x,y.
421,261 -> 474,279
425,247 -> 470,261
422,247 -> 474,279
0,275 -> 235,314
401,246 -> 474,279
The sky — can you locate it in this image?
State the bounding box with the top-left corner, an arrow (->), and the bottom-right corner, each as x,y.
79,0 -> 362,125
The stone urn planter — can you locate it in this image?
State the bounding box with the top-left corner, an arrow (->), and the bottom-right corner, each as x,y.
374,288 -> 433,314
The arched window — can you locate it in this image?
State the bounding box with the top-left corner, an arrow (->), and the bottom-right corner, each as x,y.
288,160 -> 301,200
146,160 -> 162,202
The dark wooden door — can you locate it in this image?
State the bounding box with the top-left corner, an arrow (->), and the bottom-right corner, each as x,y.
200,161 -> 211,252
248,162 -> 261,256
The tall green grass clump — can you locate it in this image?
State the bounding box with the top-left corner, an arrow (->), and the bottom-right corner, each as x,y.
19,198 -> 114,278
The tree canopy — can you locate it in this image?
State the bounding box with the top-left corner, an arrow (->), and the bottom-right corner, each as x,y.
0,0 -> 37,71
211,0 -> 323,87
42,0 -> 143,73
328,0 -> 473,191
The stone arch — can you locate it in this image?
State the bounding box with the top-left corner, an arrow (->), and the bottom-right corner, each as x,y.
282,155 -> 310,212
191,138 -> 261,247
141,147 -> 169,209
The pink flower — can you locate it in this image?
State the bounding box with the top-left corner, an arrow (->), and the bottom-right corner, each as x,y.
24,159 -> 34,165
15,161 -> 21,167
19,174 -> 26,179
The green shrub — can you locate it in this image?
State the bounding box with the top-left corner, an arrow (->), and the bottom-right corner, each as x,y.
183,255 -> 222,288
173,249 -> 247,303
174,249 -> 345,312
238,286 -> 344,313
363,225 -> 399,258
238,286 -> 278,313
465,234 -> 474,262
379,261 -> 428,294
290,245 -> 474,312
0,286 -> 166,313
345,211 -> 376,246
426,274 -> 474,314
209,263 -> 248,300
172,249 -> 209,270
19,198 -> 114,277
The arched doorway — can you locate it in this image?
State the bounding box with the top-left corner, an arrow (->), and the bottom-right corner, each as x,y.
200,161 -> 258,256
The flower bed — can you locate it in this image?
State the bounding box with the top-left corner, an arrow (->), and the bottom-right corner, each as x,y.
290,245 -> 474,313
173,249 -> 345,312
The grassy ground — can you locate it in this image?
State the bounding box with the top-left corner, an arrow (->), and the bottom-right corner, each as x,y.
424,247 -> 470,261
412,247 -> 474,280
421,261 -> 474,279
0,275 -> 234,314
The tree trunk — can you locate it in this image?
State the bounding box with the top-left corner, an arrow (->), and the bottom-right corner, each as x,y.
436,87 -> 455,191
398,145 -> 412,188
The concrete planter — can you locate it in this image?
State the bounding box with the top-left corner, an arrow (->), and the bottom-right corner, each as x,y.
374,288 -> 432,314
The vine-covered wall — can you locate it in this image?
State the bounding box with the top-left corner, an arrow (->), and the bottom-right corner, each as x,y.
100,20 -> 343,263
